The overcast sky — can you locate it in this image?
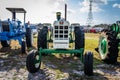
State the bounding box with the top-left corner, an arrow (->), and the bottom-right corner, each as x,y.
0,0 -> 120,25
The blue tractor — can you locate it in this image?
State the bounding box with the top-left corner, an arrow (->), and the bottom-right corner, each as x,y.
0,8 -> 33,53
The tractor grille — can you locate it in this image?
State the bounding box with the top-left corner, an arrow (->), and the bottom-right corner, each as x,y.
2,22 -> 10,32
54,26 -> 68,40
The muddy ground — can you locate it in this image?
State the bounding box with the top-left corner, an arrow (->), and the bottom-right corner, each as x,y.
0,34 -> 120,80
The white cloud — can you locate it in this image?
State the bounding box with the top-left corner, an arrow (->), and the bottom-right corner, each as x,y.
93,0 -> 107,4
0,0 -> 69,23
79,0 -> 107,13
67,9 -> 76,14
113,3 -> 120,8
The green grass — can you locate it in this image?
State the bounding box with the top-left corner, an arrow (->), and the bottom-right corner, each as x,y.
85,33 -> 99,50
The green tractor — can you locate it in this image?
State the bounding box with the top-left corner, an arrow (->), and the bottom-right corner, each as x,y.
26,4 -> 93,76
96,21 -> 120,64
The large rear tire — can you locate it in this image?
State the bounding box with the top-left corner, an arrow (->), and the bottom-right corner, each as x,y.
98,30 -> 118,64
26,28 -> 33,48
37,27 -> 48,56
84,52 -> 93,76
26,50 -> 41,73
74,26 -> 84,57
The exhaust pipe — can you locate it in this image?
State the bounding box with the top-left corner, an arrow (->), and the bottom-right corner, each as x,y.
65,4 -> 67,21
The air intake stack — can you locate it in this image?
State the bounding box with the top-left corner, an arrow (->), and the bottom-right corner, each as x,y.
56,12 -> 61,21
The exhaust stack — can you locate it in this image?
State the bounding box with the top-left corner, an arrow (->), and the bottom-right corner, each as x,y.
65,4 -> 67,21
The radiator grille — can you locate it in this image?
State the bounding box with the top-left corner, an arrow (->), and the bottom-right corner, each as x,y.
54,26 -> 68,40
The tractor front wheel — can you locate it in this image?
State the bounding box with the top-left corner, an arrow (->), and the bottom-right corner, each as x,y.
1,41 -> 10,47
26,50 -> 41,73
84,52 -> 93,76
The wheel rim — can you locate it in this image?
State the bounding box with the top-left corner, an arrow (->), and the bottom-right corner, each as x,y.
7,41 -> 10,45
101,38 -> 107,54
34,55 -> 40,68
99,37 -> 108,59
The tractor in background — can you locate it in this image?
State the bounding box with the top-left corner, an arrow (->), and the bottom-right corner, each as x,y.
26,4 -> 93,76
0,8 -> 33,53
95,21 -> 120,64
27,23 -> 38,35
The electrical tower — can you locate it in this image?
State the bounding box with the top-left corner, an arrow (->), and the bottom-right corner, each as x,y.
86,0 -> 93,27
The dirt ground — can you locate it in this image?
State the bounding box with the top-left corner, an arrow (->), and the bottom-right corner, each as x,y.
0,33 -> 120,80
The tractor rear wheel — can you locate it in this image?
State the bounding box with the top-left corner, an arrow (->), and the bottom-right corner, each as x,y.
98,30 -> 118,64
1,41 -> 10,47
84,52 -> 93,76
37,27 -> 48,56
21,40 -> 26,53
26,50 -> 41,73
26,28 -> 33,48
74,26 -> 84,57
